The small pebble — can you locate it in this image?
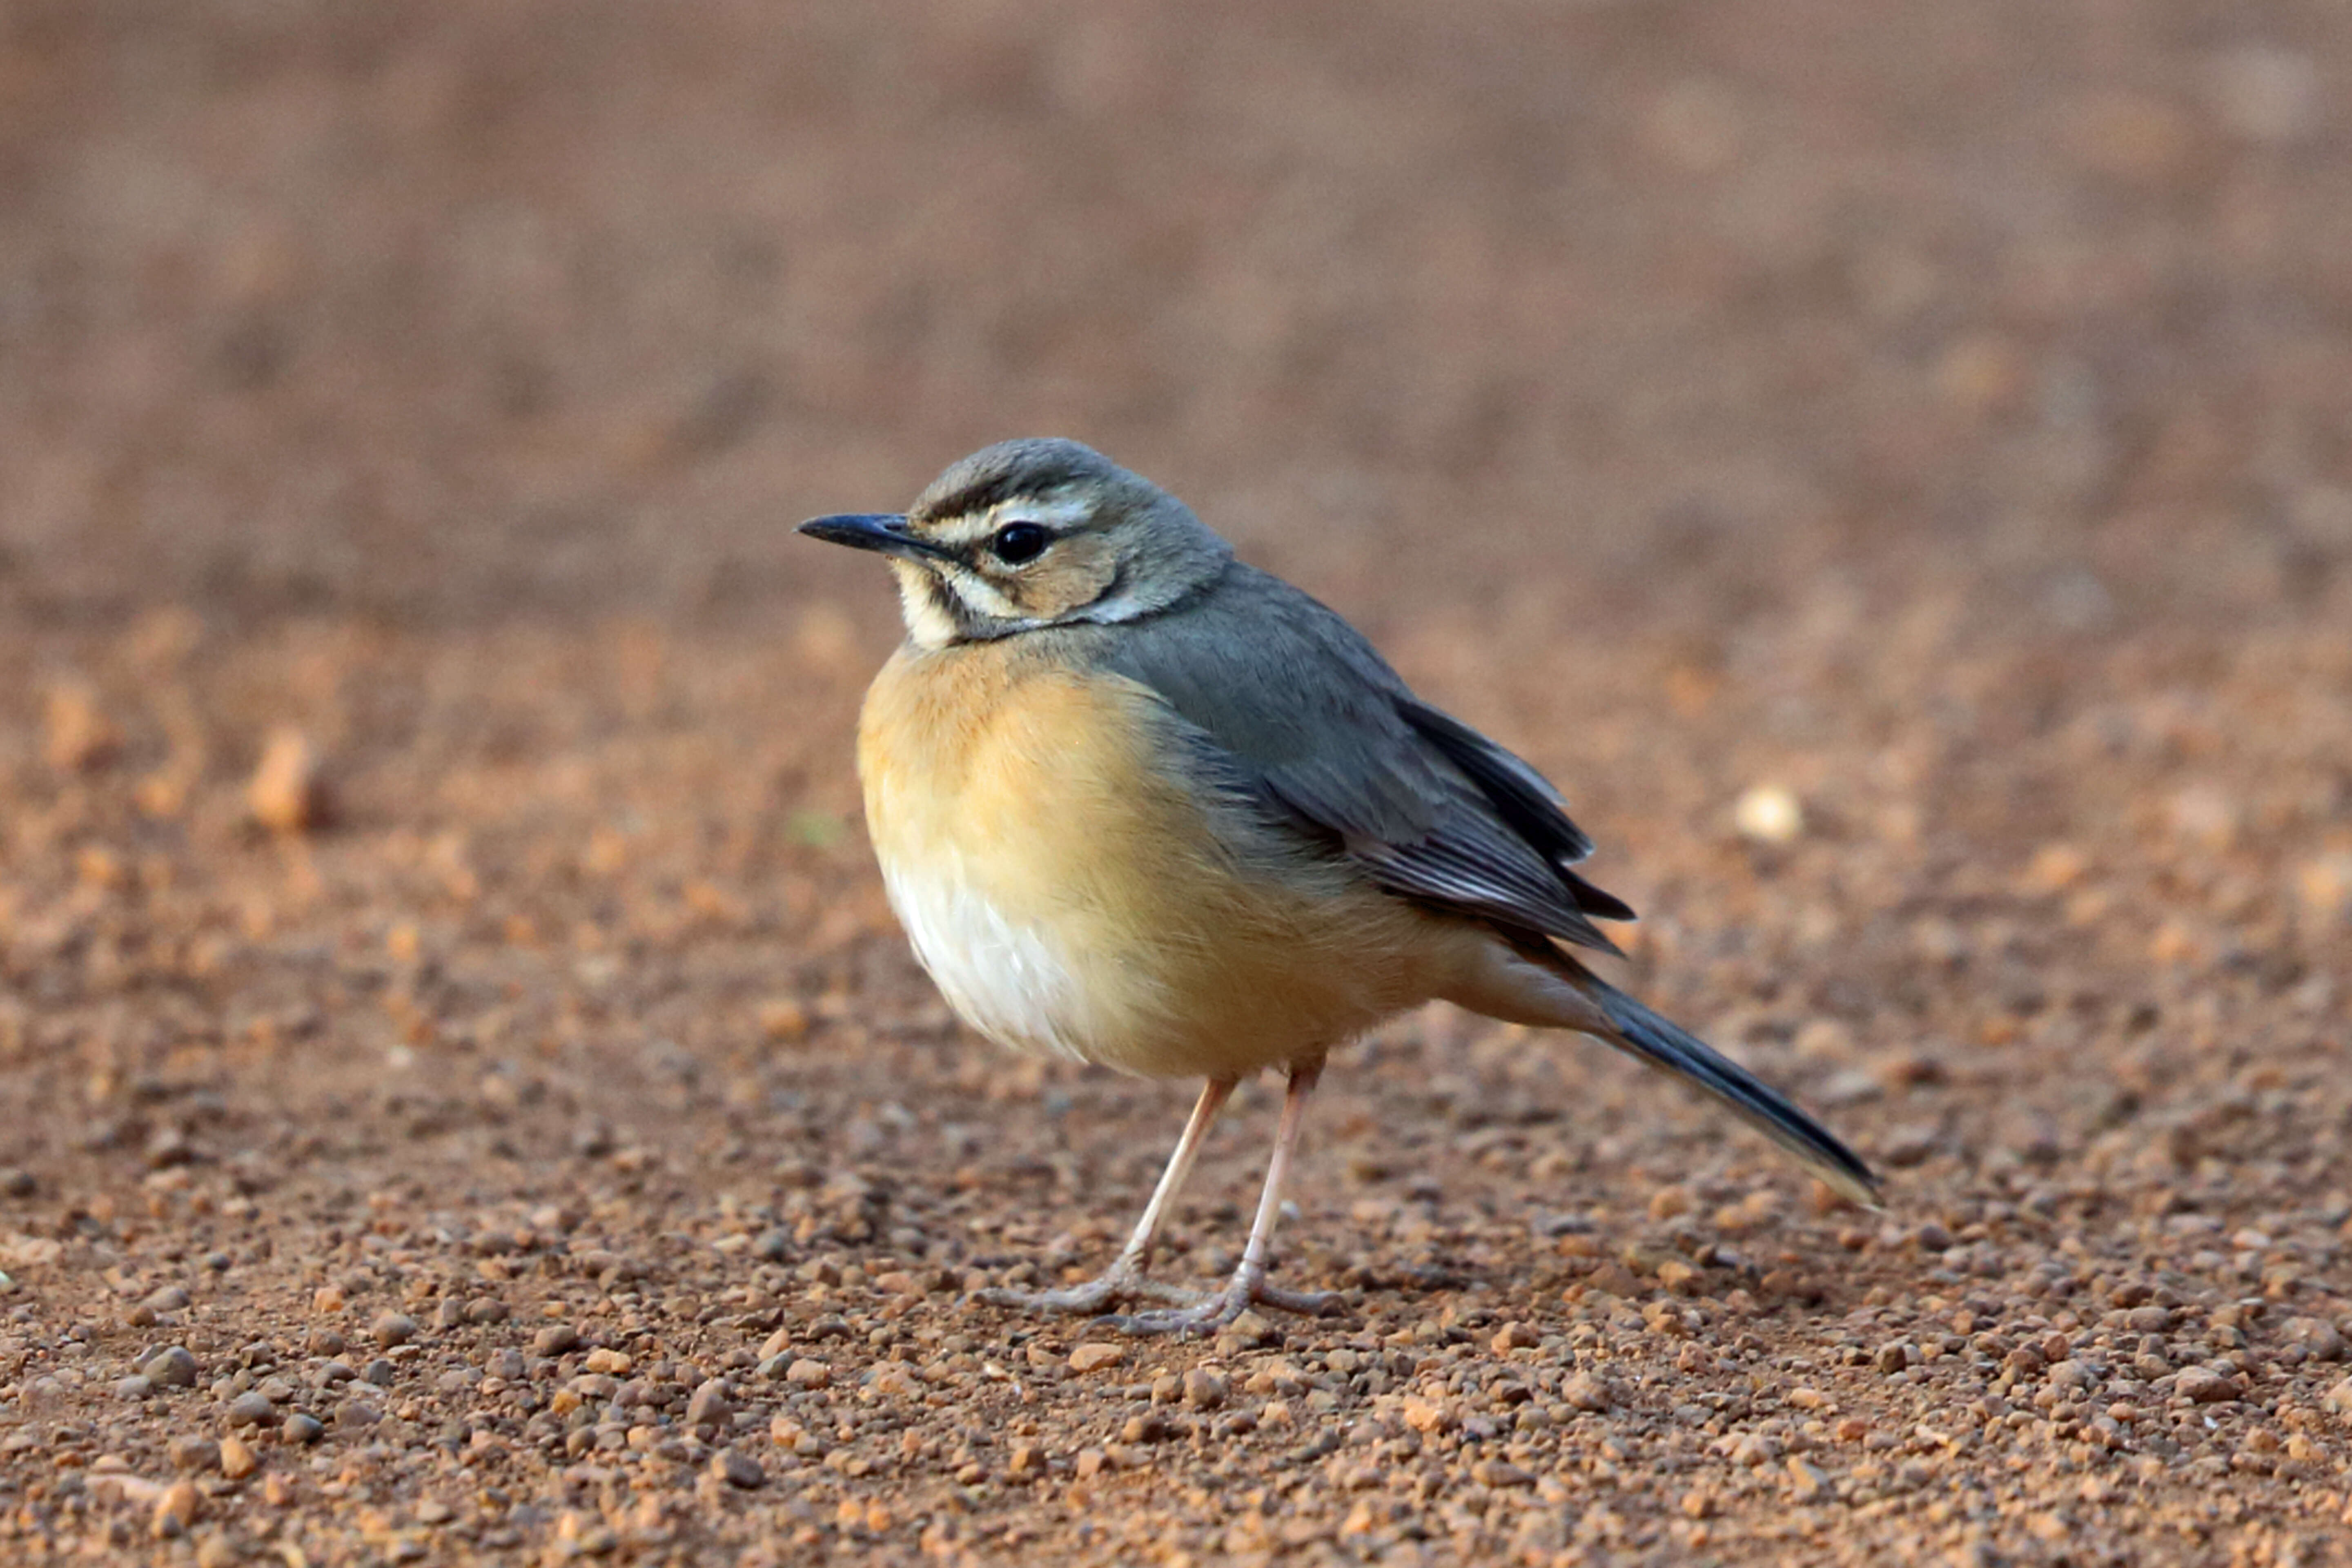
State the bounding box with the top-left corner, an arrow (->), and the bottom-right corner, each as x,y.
686,1377 -> 733,1429
371,1312 -> 416,1349
168,1436 -> 222,1473
144,1347 -> 200,1388
1182,1368 -> 1227,1409
248,728 -> 328,833
1562,1373 -> 1613,1412
2177,1368 -> 2240,1405
42,680 -> 116,772
1655,1258 -> 1702,1294
1734,784 -> 1803,843
1879,1126 -> 1938,1168
153,1479 -> 201,1538
713,1448 -> 764,1489
283,1414 -> 324,1444
1403,1396 -> 1456,1433
533,1325 -> 581,1357
758,998 -> 811,1041
1221,1309 -> 1277,1348
1068,1343 -> 1124,1374
1476,1459 -> 1535,1488
225,1391 -> 276,1427
219,1435 -> 259,1481
1490,1322 -> 1541,1353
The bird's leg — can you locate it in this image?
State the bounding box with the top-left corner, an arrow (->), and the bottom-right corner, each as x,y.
1101,1063 -> 1345,1336
973,1078 -> 1234,1314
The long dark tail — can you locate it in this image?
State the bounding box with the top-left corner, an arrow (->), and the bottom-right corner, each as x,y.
1575,969 -> 1880,1207
1450,940 -> 1882,1206
1486,940 -> 1872,1213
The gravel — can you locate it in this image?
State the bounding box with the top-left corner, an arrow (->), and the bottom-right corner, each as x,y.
713,1449 -> 765,1489
370,1313 -> 419,1350
1181,1368 -> 1228,1410
222,1392 -> 275,1428
0,4 -> 2348,1565
684,1377 -> 732,1430
166,1437 -> 220,1474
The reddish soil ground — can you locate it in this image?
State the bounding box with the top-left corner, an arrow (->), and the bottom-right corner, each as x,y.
2,3 -> 2351,1564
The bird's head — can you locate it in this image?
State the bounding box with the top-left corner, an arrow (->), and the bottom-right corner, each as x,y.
798,439 -> 1232,648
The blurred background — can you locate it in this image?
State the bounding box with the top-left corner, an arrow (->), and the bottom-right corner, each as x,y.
2,6 -> 2351,1557
4,0 -> 2345,637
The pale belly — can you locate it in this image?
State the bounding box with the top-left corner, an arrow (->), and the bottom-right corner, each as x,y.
857,645 -> 1455,1080
878,851 -> 1104,1065
873,835 -> 1436,1078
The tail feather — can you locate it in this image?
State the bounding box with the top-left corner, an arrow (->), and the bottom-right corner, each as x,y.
1579,976 -> 1881,1208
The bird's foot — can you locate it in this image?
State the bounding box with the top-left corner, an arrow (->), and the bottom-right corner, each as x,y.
971,1262 -> 1206,1316
1094,1271 -> 1344,1338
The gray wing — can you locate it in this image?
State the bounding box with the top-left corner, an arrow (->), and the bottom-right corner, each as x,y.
1091,566 -> 1633,953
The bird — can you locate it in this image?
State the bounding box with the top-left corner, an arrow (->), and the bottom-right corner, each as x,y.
799,438 -> 1878,1334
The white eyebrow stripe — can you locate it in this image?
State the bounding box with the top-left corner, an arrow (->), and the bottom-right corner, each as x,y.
1017,497 -> 1095,530
928,494 -> 1096,550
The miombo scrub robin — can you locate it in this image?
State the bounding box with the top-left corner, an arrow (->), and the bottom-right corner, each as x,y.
802,439 -> 1878,1333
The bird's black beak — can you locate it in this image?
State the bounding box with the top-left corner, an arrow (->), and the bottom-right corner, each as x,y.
795,513 -> 948,562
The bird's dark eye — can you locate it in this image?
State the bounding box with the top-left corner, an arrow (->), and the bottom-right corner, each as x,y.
989,522 -> 1050,565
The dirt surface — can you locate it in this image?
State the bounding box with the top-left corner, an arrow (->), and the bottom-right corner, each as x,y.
4,3 -> 2352,1564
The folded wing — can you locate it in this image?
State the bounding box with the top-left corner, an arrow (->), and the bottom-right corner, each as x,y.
1095,566 -> 1633,953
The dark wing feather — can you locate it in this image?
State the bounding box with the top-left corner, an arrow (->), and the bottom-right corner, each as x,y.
1394,699 -> 1636,922
1092,566 -> 1633,953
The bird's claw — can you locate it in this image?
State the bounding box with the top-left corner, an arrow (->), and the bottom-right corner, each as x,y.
970,1265 -> 1206,1316
1094,1278 -> 1345,1339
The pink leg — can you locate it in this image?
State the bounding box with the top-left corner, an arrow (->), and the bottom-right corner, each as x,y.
974,1079 -> 1234,1314
1100,1064 -> 1343,1336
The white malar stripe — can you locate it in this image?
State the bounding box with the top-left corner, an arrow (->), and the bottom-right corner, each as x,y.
879,858 -> 1096,1063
